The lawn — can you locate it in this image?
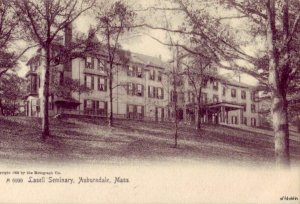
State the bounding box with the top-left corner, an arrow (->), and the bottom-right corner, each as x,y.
0,116 -> 300,166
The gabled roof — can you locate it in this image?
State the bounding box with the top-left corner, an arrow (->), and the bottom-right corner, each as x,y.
215,74 -> 255,89
130,52 -> 167,69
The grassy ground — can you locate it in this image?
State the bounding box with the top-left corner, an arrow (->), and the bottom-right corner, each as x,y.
0,116 -> 300,166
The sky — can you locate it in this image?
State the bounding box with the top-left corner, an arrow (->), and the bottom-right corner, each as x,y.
17,0 -> 259,86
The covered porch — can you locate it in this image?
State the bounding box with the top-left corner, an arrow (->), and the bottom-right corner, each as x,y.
184,102 -> 245,126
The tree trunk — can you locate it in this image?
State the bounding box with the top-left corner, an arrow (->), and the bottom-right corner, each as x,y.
266,0 -> 290,166
42,46 -> 51,140
108,64 -> 113,128
272,93 -> 290,166
196,88 -> 202,130
0,99 -> 4,116
174,93 -> 178,148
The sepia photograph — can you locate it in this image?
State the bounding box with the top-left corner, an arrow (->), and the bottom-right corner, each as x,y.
0,0 -> 299,203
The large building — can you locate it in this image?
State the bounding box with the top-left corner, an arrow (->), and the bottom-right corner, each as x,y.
24,28 -> 260,127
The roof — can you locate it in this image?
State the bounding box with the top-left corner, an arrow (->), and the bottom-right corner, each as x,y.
215,74 -> 255,89
130,52 -> 167,69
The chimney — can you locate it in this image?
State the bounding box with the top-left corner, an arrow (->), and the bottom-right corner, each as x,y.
64,23 -> 72,48
64,23 -> 72,74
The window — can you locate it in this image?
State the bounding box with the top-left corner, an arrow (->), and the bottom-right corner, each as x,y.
251,104 -> 256,113
201,93 -> 207,104
86,57 -> 93,69
84,75 -> 94,89
251,118 -> 256,126
251,92 -> 256,101
213,81 -> 218,90
127,104 -> 144,119
136,84 -> 143,96
171,91 -> 177,102
98,77 -> 107,91
158,71 -> 162,81
188,91 -> 195,103
231,89 -> 236,97
157,87 -> 164,99
136,105 -> 144,119
149,69 -> 155,80
222,87 -> 226,96
127,66 -> 134,77
31,75 -> 38,93
97,101 -> 107,115
241,90 -> 246,99
243,104 -> 247,112
84,99 -> 93,109
244,117 -> 247,125
231,116 -> 238,124
128,105 -> 134,112
148,86 -> 155,98
213,95 -> 219,103
98,59 -> 105,71
136,66 -> 143,78
203,79 -> 208,88
59,72 -> 64,85
128,83 -> 134,95
49,94 -> 54,110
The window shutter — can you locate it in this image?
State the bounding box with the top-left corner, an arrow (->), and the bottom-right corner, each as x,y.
134,105 -> 137,119
84,100 -> 87,109
126,104 -> 129,118
141,85 -> 144,97
161,88 -> 164,99
127,82 -> 129,95
91,57 -> 94,69
104,102 -> 108,115
104,78 -> 107,91
153,70 -> 156,80
91,76 -> 94,90
84,75 -> 87,87
98,77 -> 100,91
141,106 -> 144,118
148,86 -> 150,98
162,108 -> 164,120
97,101 -> 100,110
92,101 -> 95,111
132,83 -> 136,96
127,66 -> 130,76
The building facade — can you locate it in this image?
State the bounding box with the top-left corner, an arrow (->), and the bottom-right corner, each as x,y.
24,29 -> 260,127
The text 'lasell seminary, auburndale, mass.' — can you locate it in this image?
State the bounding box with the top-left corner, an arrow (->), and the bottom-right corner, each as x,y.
28,176 -> 129,184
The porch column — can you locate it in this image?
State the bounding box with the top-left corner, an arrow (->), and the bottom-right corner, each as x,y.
183,105 -> 187,123
226,109 -> 229,124
240,108 -> 243,126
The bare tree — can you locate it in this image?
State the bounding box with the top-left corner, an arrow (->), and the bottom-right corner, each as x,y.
95,1 -> 136,127
137,0 -> 300,167
181,54 -> 212,130
13,0 -> 95,139
0,0 -> 36,78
